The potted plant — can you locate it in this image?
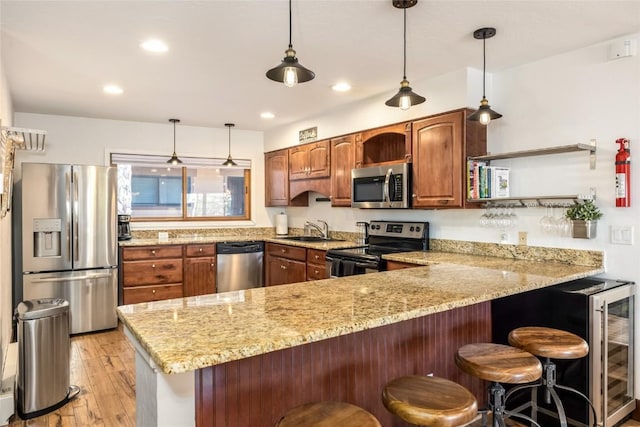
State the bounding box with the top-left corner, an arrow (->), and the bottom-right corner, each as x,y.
565,199 -> 603,239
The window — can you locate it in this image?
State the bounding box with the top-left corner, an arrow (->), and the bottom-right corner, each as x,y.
111,153 -> 251,221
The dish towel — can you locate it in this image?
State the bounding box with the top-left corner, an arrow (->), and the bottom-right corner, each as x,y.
342,260 -> 356,276
331,259 -> 342,277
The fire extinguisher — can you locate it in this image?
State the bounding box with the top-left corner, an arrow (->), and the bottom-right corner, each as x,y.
615,137 -> 631,207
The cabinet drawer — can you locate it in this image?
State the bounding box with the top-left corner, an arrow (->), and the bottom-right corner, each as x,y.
307,249 -> 326,266
307,263 -> 327,281
186,244 -> 216,257
122,259 -> 183,286
123,284 -> 183,305
121,245 -> 183,261
266,243 -> 306,261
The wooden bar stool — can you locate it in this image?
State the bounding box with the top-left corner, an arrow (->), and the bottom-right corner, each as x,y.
276,401 -> 381,427
455,343 -> 543,427
382,375 -> 479,426
507,326 -> 598,427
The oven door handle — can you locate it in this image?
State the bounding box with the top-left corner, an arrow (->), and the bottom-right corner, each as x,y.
383,168 -> 393,207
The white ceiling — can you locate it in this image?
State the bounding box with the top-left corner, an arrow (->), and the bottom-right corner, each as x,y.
2,1 -> 639,132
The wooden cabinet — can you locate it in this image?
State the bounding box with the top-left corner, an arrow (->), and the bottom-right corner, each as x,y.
289,140 -> 330,180
357,122 -> 412,167
265,243 -> 307,286
121,245 -> 184,304
183,244 -> 216,297
330,134 -> 356,207
265,149 -> 308,207
265,149 -> 290,207
386,260 -> 418,270
411,109 -> 486,208
306,248 -> 327,280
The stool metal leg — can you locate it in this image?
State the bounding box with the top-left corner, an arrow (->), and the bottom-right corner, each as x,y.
489,382 -> 542,427
505,357 -> 600,427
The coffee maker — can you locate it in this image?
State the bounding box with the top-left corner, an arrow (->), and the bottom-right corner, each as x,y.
117,215 -> 132,241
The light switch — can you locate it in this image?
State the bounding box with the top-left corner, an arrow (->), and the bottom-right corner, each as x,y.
610,226 -> 634,245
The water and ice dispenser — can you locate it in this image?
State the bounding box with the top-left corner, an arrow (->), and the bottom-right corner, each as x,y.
33,219 -> 62,258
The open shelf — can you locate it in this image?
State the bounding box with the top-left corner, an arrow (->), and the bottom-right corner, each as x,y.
467,192 -> 596,208
468,141 -> 596,169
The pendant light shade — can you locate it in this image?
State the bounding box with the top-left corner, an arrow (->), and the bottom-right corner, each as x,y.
222,123 -> 237,167
468,27 -> 502,125
167,118 -> 182,165
266,0 -> 315,87
385,0 -> 425,110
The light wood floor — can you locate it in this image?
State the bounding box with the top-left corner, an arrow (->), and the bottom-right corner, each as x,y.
6,325 -> 640,427
8,324 -> 136,427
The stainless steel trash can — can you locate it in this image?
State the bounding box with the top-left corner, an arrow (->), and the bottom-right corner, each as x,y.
16,298 -> 79,419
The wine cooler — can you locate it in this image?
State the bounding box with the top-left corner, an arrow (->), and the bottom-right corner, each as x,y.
493,277 -> 635,427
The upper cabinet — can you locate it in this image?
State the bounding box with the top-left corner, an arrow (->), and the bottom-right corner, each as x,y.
265,149 -> 308,207
411,109 -> 486,209
289,140 -> 330,180
330,134 -> 357,207
356,122 -> 412,167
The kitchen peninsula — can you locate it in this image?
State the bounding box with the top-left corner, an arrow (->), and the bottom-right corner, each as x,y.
117,242 -> 604,427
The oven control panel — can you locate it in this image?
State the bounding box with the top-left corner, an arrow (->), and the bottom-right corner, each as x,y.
368,221 -> 428,239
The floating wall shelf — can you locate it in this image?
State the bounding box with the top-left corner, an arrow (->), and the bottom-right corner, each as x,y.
467,140 -> 597,207
468,141 -> 597,170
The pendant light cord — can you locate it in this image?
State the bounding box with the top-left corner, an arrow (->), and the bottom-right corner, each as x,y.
403,7 -> 407,79
482,37 -> 486,98
288,0 -> 293,49
173,120 -> 176,152
228,125 -> 231,156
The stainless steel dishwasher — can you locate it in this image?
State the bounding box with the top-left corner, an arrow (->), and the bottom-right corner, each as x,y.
216,241 -> 264,293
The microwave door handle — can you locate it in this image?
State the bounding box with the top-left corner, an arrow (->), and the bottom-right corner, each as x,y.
383,169 -> 392,207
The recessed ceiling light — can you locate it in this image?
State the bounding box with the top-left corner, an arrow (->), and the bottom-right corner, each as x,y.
332,82 -> 351,92
260,112 -> 275,119
140,39 -> 168,53
103,84 -> 123,95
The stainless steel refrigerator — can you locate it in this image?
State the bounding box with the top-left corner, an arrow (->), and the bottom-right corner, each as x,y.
18,163 -> 118,334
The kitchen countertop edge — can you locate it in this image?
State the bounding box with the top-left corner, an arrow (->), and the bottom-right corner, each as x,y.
117,253 -> 604,375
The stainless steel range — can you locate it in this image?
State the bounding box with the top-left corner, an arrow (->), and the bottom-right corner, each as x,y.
326,220 -> 429,277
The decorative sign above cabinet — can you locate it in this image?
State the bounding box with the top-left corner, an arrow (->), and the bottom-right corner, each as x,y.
299,126 -> 317,144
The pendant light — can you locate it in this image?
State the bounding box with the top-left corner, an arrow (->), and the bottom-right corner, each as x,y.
468,27 -> 502,125
385,0 -> 425,110
167,118 -> 182,165
266,0 -> 315,87
222,123 -> 237,167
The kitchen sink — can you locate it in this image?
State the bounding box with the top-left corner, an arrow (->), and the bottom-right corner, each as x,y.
280,236 -> 344,242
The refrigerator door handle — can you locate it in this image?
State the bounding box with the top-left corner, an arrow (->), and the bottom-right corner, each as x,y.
600,299 -> 608,424
73,170 -> 79,262
29,273 -> 114,283
65,171 -> 72,263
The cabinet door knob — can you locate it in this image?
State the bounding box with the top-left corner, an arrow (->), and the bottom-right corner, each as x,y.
152,289 -> 156,294
412,194 -> 417,198
314,269 -> 319,274
314,255 -> 319,260
281,249 -> 286,253
211,263 -> 215,268
151,264 -> 156,268
199,248 -> 203,252
151,250 -> 156,255
281,265 -> 287,270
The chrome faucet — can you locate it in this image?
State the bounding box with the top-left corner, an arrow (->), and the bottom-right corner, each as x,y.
305,220 -> 329,239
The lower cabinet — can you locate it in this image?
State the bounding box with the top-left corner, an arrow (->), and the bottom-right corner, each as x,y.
386,260 -> 418,271
183,244 -> 216,297
121,245 -> 184,305
306,249 -> 327,280
265,243 -> 307,286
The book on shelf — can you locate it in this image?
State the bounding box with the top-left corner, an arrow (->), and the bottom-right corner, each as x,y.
467,160 -> 510,199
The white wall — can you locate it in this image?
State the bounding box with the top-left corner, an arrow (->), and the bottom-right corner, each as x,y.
0,58 -> 14,379
264,32 -> 640,394
13,114 -> 272,230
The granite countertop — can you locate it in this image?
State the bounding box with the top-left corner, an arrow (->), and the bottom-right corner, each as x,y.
117,251 -> 604,375
119,235 -> 360,251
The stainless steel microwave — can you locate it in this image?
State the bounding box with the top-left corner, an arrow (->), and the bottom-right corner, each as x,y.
351,163 -> 411,208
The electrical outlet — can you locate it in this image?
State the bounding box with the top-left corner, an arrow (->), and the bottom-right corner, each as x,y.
518,231 -> 527,246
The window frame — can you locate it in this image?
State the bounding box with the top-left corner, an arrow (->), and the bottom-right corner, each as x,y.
110,153 -> 251,222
